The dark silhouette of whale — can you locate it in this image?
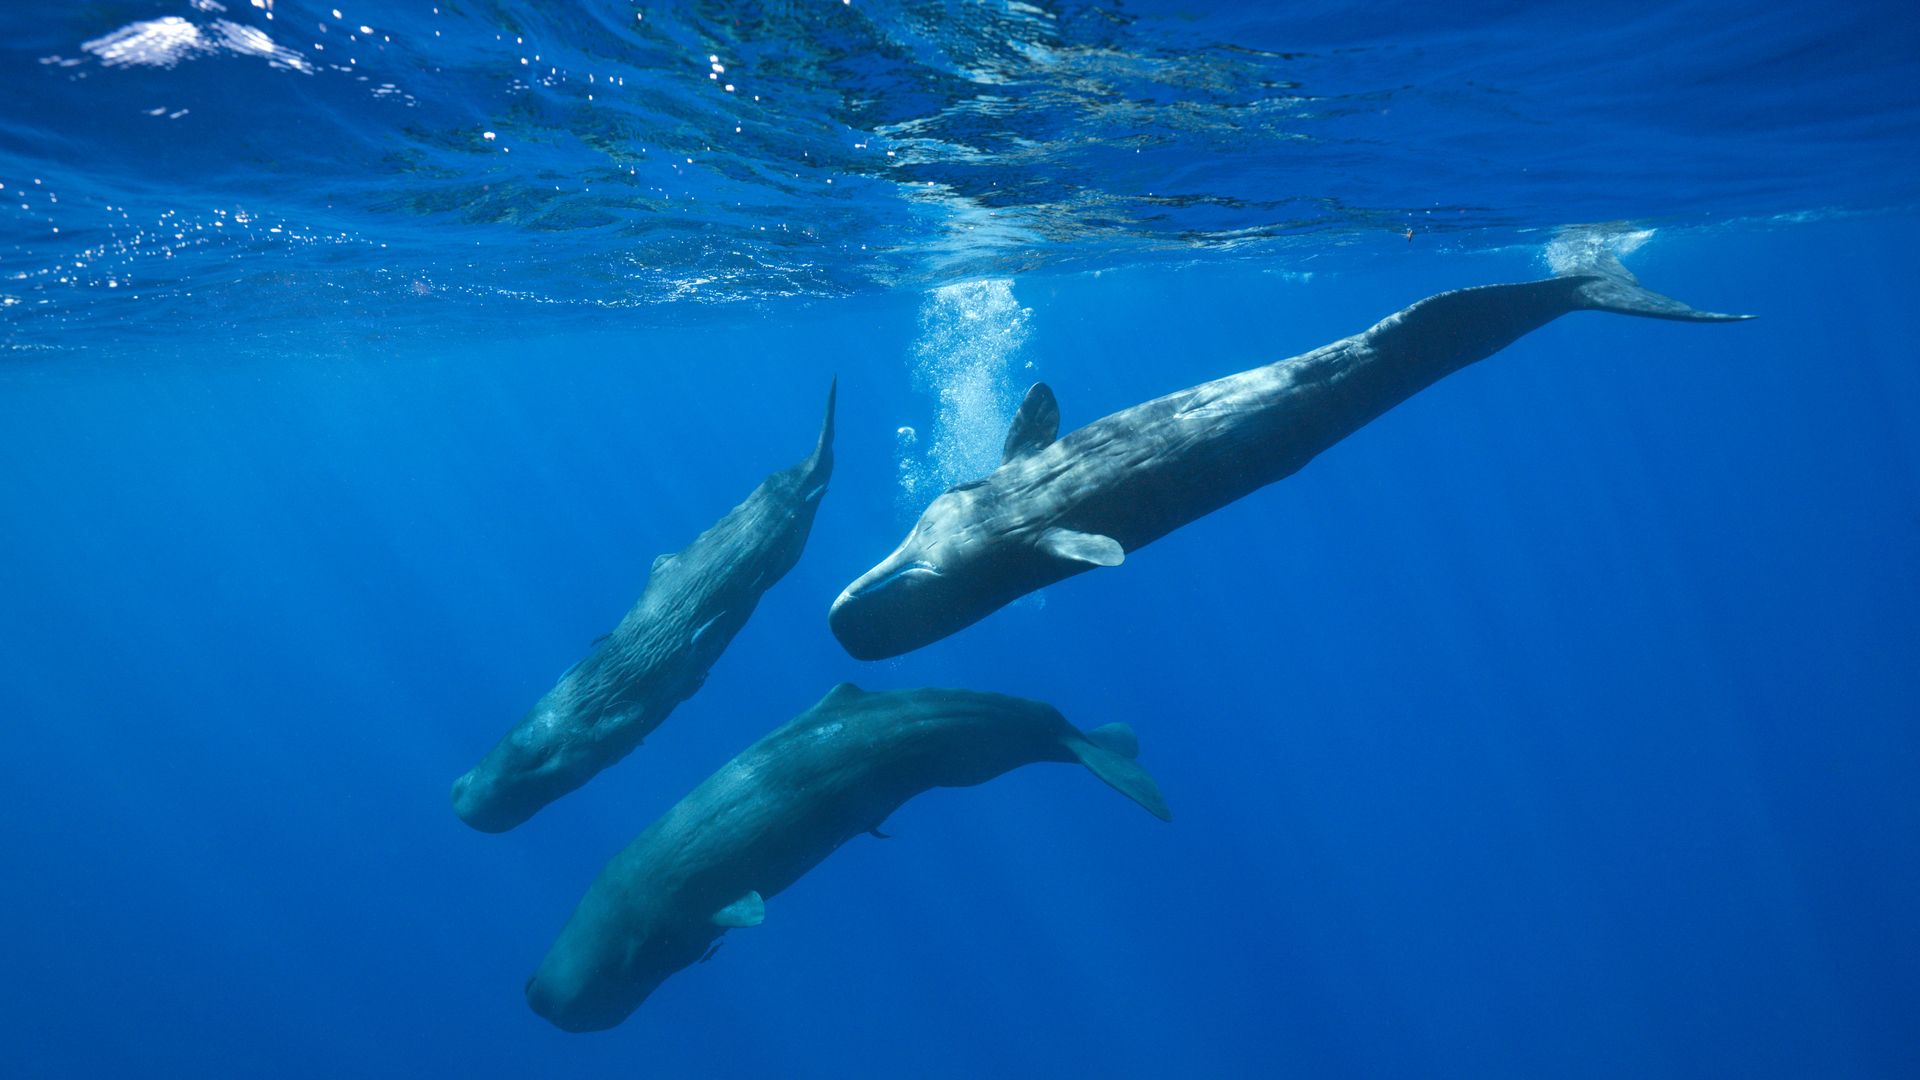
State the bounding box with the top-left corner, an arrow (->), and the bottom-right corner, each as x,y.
829,247 -> 1751,660
524,682 -> 1169,1031
452,381 -> 836,832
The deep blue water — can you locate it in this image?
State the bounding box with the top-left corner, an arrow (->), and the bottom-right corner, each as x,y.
4,2 -> 1919,1078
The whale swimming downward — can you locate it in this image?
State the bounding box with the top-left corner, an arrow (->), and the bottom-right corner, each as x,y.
829,243 -> 1752,661
454,381 -> 836,832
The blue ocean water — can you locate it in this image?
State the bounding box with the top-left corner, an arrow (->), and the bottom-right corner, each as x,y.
3,2 -> 1918,1077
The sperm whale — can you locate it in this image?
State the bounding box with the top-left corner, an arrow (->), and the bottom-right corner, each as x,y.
453,381 -> 836,832
829,245 -> 1750,660
524,682 -> 1169,1031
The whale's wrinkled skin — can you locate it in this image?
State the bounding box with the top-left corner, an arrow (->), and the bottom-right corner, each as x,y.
829,247 -> 1751,660
525,683 -> 1170,1032
452,382 -> 836,832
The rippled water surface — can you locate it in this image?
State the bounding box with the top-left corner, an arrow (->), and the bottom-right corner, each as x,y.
3,0 -> 1916,344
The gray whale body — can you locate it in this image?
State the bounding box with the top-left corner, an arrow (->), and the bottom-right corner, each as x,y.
525,682 -> 1170,1032
830,247 -> 1751,660
452,381 -> 836,832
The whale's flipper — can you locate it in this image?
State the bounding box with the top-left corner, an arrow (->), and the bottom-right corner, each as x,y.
1039,527 -> 1125,567
1066,722 -> 1172,822
711,890 -> 766,928
1002,383 -> 1061,463
689,613 -> 725,647
1552,233 -> 1754,323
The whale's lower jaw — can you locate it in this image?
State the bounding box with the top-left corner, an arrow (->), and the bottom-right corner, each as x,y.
451,776 -> 518,833
829,560 -> 957,660
525,975 -> 642,1033
528,1003 -> 624,1034
827,587 -> 955,661
827,587 -> 855,617
837,639 -> 904,662
450,766 -> 551,833
826,595 -> 908,661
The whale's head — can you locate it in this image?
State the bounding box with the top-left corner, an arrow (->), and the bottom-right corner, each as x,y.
830,473 -> 1124,660
525,915 -> 711,1033
524,952 -> 634,1034
828,480 -> 1021,660
452,695 -> 617,832
831,382 -> 1126,660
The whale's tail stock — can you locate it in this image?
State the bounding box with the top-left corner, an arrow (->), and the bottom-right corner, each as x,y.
1549,226 -> 1755,323
806,375 -> 837,479
1066,722 -> 1173,822
1361,227 -> 1750,368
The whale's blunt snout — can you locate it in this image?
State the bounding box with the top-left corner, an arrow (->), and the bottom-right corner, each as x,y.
450,768 -> 523,834
526,952 -> 655,1032
524,972 -> 609,1033
829,561 -> 948,661
828,584 -> 897,662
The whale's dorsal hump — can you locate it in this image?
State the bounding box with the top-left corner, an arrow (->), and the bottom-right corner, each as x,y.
711,890 -> 766,928
821,682 -> 868,707
1001,383 -> 1061,464
1038,527 -> 1124,568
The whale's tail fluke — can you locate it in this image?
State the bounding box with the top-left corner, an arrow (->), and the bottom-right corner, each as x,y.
1067,722 -> 1172,822
803,376 -> 837,480
1549,228 -> 1754,322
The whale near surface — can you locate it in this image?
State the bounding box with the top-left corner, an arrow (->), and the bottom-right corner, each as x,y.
828,246 -> 1752,661
525,682 -> 1170,1032
452,382 -> 836,832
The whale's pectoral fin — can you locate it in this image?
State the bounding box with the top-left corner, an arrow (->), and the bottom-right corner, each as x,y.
1039,527 -> 1125,568
690,613 -> 724,647
1001,383 -> 1061,464
1067,722 -> 1172,822
868,827 -> 892,840
711,890 -> 766,928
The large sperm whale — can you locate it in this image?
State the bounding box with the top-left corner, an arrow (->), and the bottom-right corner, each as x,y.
829,246 -> 1751,660
453,381 -> 836,832
524,683 -> 1169,1031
